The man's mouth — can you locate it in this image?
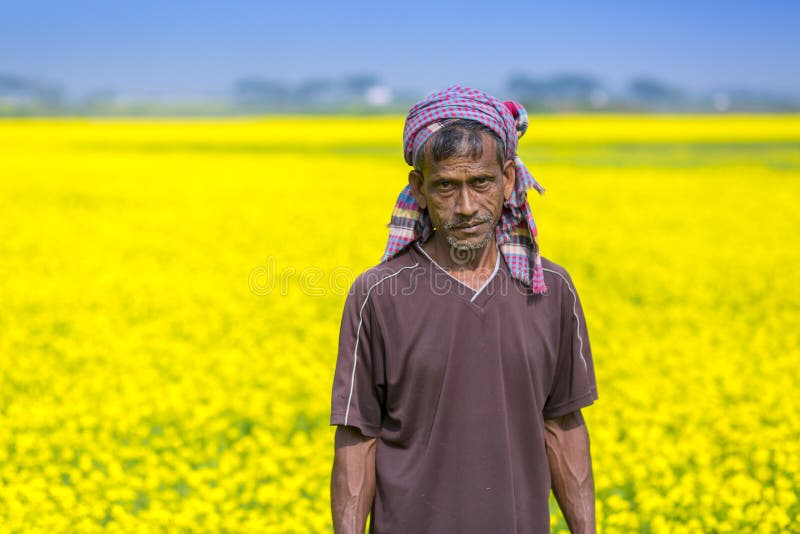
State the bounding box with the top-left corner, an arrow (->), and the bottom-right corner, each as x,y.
446,216 -> 493,231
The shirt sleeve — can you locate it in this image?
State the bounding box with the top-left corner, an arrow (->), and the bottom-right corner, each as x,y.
329,275 -> 386,438
542,270 -> 599,420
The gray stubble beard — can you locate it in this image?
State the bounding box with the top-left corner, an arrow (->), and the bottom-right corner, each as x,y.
445,229 -> 493,251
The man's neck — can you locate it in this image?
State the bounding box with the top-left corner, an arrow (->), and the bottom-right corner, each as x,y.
421,231 -> 499,276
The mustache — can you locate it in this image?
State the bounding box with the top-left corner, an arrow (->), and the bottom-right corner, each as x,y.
443,214 -> 494,231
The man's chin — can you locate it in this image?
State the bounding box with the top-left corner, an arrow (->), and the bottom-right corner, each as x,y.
445,234 -> 492,251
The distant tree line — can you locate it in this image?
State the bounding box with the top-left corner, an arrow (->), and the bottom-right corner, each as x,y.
0,74 -> 66,113
506,73 -> 800,113
1,71 -> 798,116
232,74 -> 399,112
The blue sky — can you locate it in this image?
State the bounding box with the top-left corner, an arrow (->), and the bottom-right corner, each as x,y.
1,0 -> 798,97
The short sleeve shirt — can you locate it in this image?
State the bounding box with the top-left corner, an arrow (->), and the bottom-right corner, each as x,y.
330,243 -> 599,534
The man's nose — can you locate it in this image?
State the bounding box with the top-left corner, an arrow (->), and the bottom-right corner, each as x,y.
454,186 -> 478,217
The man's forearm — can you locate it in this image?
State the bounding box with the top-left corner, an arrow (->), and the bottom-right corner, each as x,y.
331,426 -> 377,534
544,410 -> 596,534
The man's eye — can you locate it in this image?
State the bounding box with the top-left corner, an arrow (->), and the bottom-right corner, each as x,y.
438,181 -> 453,190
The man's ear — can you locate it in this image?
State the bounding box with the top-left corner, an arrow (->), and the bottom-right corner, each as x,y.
502,159 -> 516,201
408,169 -> 427,209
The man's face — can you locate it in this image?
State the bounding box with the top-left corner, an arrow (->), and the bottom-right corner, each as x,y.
409,132 -> 516,251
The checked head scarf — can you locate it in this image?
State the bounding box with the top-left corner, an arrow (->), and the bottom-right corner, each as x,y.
381,84 -> 548,294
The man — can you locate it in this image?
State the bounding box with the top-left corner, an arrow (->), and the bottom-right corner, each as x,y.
330,85 -> 599,534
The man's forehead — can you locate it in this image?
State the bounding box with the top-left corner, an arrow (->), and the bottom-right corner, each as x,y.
426,153 -> 502,179
420,130 -> 502,176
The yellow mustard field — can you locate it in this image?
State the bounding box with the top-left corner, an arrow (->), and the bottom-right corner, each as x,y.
0,115 -> 799,533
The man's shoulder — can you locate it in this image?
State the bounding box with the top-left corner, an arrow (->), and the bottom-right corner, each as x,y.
538,256 -> 577,292
348,246 -> 420,298
539,255 -> 571,279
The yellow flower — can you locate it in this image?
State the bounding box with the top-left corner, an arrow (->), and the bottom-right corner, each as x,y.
1,115 -> 798,531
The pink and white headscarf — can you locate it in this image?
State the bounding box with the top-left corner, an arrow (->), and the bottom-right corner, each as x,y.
381,84 -> 548,294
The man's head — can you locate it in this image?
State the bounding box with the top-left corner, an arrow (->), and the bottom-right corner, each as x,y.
382,85 -> 548,294
408,119 -> 516,252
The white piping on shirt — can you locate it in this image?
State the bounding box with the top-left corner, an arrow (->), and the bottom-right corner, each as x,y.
413,242 -> 500,301
541,268 -> 588,373
344,263 -> 419,427
470,253 -> 500,302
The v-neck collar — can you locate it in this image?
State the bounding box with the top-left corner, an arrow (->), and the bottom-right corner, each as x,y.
413,241 -> 501,302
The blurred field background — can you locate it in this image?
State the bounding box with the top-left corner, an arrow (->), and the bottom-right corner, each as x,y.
1,115 -> 799,533
3,1 -> 800,533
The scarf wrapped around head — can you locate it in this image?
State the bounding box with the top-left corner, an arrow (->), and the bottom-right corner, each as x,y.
381,84 -> 548,294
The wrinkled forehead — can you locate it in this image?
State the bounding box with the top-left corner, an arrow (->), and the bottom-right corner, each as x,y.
416,123 -> 506,171
423,147 -> 505,179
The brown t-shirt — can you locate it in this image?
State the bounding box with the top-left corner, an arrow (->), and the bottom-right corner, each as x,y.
330,242 -> 598,534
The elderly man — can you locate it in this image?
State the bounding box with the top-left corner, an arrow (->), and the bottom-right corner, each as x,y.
330,85 -> 599,534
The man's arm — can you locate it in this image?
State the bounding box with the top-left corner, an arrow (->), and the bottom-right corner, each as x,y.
544,409 -> 596,534
331,425 -> 377,534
